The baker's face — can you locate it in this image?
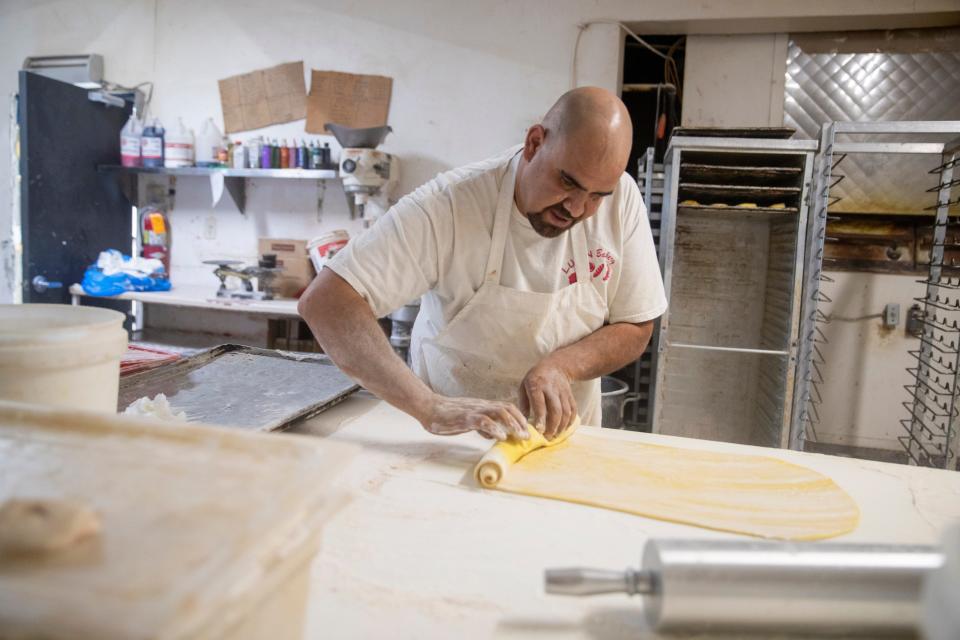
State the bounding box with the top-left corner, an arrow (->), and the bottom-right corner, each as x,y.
518,126 -> 623,238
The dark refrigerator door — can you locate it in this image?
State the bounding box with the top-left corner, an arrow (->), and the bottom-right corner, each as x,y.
18,70 -> 133,310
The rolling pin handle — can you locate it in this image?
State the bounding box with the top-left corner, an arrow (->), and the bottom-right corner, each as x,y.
544,567 -> 654,596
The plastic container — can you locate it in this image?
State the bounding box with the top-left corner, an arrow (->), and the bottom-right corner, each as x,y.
0,304 -> 127,413
307,230 -> 350,274
195,117 -> 222,167
232,141 -> 245,168
248,137 -> 262,169
140,118 -> 164,168
261,139 -> 273,168
0,400 -> 353,640
120,114 -> 142,167
163,118 -> 194,168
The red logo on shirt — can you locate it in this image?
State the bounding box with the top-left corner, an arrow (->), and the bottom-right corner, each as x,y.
563,247 -> 616,284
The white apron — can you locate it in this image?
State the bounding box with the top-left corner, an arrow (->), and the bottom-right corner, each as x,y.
413,153 -> 608,426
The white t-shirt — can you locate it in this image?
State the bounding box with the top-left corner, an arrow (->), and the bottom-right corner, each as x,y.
328,146 -> 668,347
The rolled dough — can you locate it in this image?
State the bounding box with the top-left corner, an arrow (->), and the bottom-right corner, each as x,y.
474,417 -> 580,488
474,432 -> 859,541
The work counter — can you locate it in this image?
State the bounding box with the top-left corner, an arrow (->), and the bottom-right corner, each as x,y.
290,394 -> 960,638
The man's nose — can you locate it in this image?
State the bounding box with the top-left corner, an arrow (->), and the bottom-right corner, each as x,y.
562,191 -> 588,218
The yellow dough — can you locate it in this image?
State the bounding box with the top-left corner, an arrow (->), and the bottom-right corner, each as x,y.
475,432 -> 859,541
474,417 -> 580,488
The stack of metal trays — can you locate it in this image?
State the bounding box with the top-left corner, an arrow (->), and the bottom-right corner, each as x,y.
678,153 -> 805,214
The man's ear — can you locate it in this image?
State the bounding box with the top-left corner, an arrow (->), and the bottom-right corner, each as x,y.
523,124 -> 546,161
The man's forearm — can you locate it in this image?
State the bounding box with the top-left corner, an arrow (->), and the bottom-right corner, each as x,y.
298,268 -> 435,423
545,321 -> 654,382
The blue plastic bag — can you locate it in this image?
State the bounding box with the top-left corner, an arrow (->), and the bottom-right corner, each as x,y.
81,250 -> 172,297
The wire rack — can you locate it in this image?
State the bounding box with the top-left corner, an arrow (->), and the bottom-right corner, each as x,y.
789,125 -> 841,449
902,149 -> 960,469
655,136 -> 816,448
624,147 -> 664,431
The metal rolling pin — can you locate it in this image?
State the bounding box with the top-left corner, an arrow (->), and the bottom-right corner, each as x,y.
545,538 -> 943,634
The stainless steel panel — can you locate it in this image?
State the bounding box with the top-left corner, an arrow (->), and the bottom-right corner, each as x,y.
784,41 -> 960,213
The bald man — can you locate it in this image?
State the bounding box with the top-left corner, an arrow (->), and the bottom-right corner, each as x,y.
299,87 -> 667,441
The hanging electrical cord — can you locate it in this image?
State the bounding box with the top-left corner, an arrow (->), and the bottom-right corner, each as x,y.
572,20 -> 682,101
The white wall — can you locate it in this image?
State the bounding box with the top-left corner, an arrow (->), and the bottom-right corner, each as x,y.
682,33 -> 789,127
816,272 -> 920,450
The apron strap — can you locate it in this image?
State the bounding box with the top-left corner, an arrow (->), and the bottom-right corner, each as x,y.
484,152 -> 521,283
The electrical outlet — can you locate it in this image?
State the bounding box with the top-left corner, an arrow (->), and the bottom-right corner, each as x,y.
883,303 -> 900,328
204,216 -> 217,240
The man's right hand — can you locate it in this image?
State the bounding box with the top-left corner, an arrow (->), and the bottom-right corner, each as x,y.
421,394 -> 530,441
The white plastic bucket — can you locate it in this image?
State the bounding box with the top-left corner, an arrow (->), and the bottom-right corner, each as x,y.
307,230 -> 350,274
0,304 -> 128,412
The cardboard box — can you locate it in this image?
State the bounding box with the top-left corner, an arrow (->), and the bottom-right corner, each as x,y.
218,61 -> 306,134
258,238 -> 314,298
306,70 -> 392,133
259,238 -> 308,257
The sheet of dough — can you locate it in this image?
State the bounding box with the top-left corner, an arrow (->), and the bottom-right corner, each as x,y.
476,432 -> 859,541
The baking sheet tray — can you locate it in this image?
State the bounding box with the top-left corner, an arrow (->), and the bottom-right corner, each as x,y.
680,163 -> 802,184
679,183 -> 801,199
678,203 -> 799,216
118,344 -> 360,431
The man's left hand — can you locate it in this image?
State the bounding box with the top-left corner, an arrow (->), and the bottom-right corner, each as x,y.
519,361 -> 577,440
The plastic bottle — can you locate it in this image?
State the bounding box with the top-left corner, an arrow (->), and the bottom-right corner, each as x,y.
139,204 -> 171,276
141,119 -> 165,168
196,118 -> 222,167
288,140 -> 298,169
248,138 -> 261,169
120,114 -> 142,167
232,141 -> 245,169
321,142 -> 331,169
271,139 -> 280,168
261,140 -> 273,169
279,139 -> 289,169
296,140 -> 307,169
163,118 -> 194,168
218,136 -> 230,166
309,141 -> 321,170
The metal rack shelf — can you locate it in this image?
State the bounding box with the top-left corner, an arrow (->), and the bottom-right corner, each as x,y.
98,165 -> 338,179
888,121 -> 960,470
97,164 -> 338,214
653,136 -> 816,448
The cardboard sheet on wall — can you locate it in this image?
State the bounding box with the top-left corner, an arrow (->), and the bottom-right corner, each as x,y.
306,70 -> 392,133
218,61 -> 306,133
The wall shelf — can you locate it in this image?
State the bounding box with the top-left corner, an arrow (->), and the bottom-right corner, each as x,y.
97,164 -> 339,214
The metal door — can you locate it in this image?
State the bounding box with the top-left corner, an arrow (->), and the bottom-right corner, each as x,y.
18,71 -> 132,311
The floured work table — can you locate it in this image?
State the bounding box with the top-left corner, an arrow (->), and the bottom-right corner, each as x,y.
290,394 -> 960,639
